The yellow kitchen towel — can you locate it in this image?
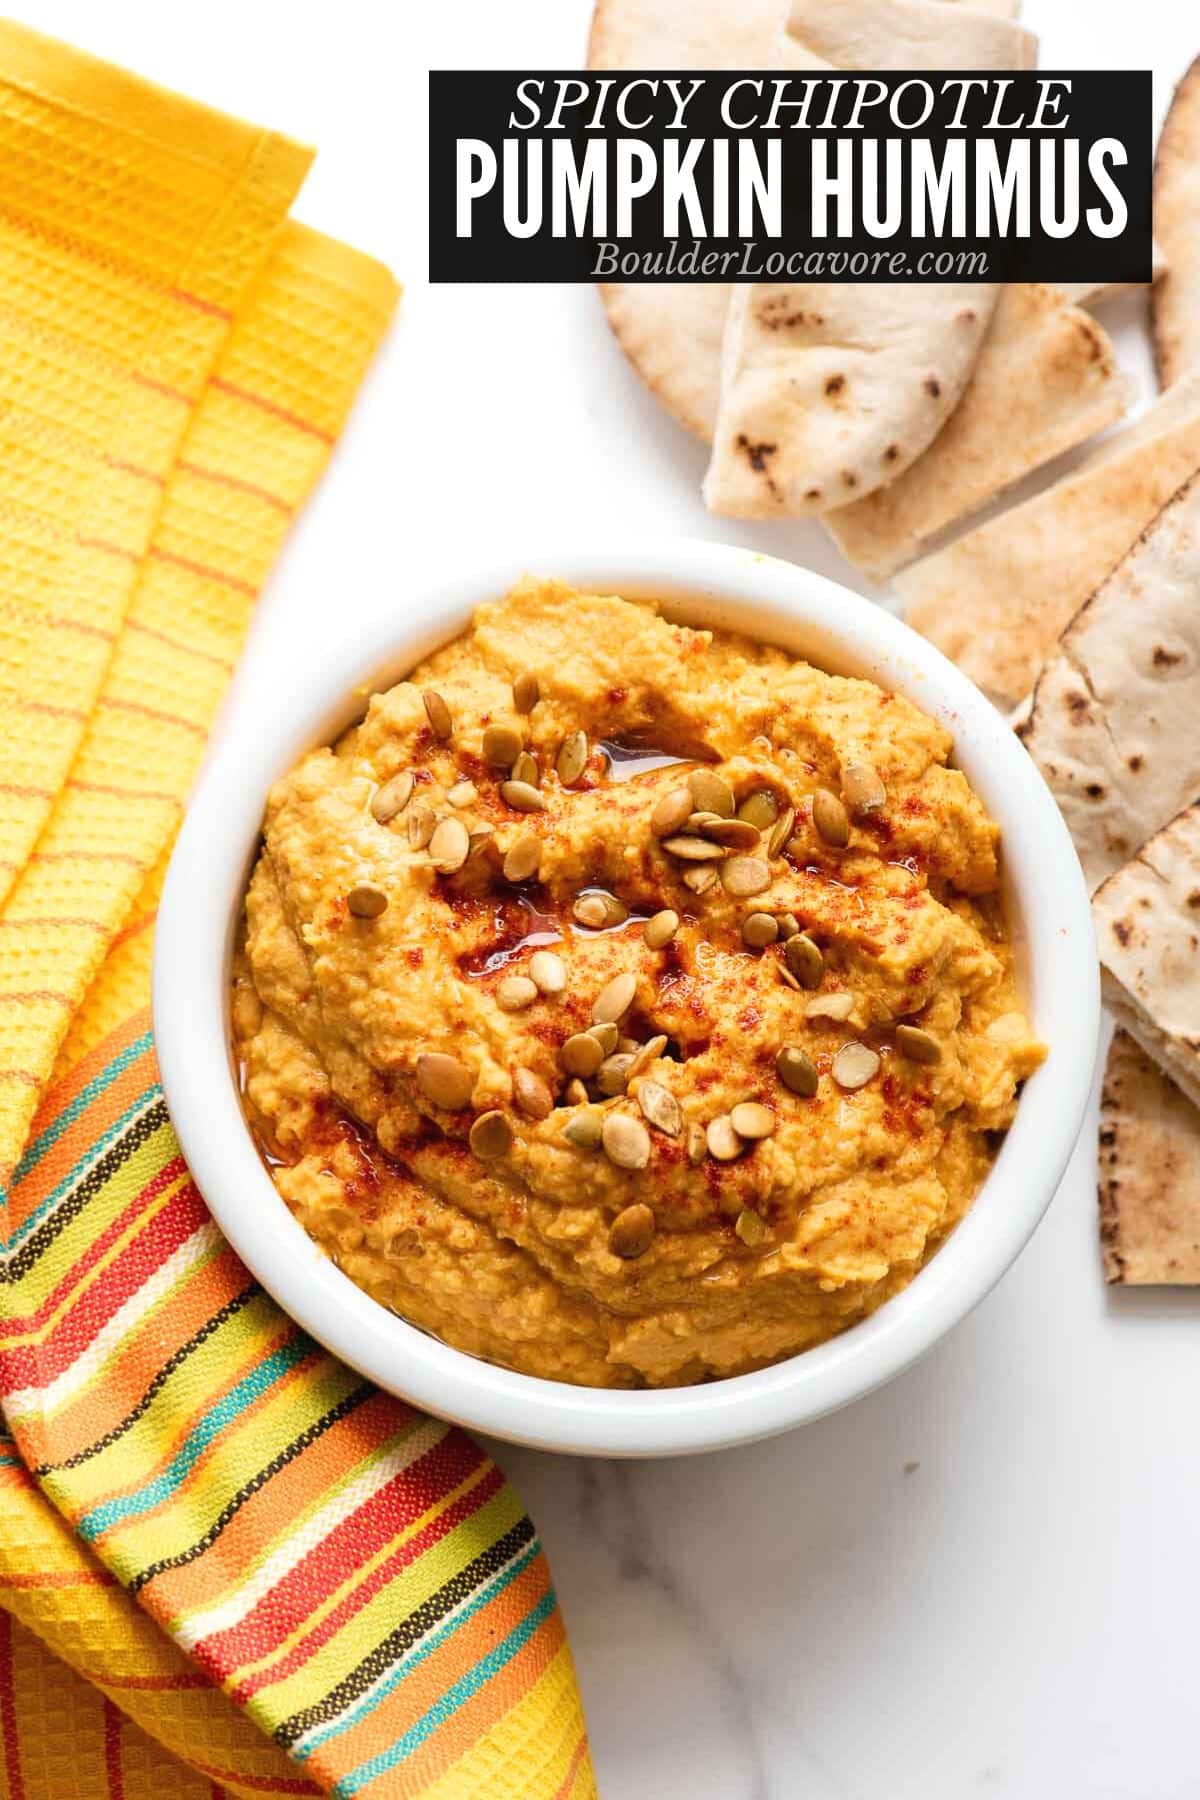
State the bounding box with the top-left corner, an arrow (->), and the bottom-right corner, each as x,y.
0,21 -> 594,1800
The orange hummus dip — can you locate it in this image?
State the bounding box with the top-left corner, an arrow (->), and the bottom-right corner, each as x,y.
233,579 -> 1044,1388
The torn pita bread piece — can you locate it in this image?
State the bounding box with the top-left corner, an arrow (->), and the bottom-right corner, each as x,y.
897,366 -> 1200,708
784,0 -> 1034,66
1100,1030 -> 1200,1285
590,0 -> 1027,449
1019,472 -> 1200,893
1152,58 -> 1200,387
702,0 -> 1037,518
825,286 -> 1130,579
704,282 -> 994,517
1094,801 -> 1200,1115
598,280 -> 729,441
587,0 -> 1021,72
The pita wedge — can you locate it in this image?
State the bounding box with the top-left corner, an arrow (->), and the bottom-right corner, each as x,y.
825,286 -> 1130,578
704,281 -> 995,517
897,366 -> 1200,707
1094,801 -> 1200,1114
702,0 -> 1036,518
590,0 -> 1024,445
783,0 -> 1031,65
1099,1031 -> 1200,1285
1019,473 -> 1200,893
1152,58 -> 1200,387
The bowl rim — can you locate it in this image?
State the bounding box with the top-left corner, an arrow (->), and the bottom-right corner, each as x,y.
153,538 -> 1099,1458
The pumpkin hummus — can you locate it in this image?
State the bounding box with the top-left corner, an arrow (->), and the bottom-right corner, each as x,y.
234,579 -> 1044,1389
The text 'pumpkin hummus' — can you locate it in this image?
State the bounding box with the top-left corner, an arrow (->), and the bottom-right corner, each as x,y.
234,580 -> 1044,1388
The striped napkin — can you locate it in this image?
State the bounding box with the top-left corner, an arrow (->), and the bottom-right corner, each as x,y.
0,22 -> 593,1799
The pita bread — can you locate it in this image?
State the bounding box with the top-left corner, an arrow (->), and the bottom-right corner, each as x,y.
702,0 -> 1037,517
897,366 -> 1200,707
825,286 -> 1130,577
704,280 -> 995,517
590,0 -> 1023,445
1099,1030 -> 1200,1284
784,0 -> 1032,64
1152,58 -> 1200,387
1019,473 -> 1200,893
1094,800 -> 1200,1114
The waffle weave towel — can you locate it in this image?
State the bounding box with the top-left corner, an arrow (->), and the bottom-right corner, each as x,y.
0,22 -> 594,1799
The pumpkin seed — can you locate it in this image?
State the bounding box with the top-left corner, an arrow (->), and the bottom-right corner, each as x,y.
702,817 -> 761,850
561,1032 -> 605,1078
429,815 -> 470,873
630,1033 -> 669,1078
596,1052 -> 637,1096
784,933 -> 824,989
347,883 -> 388,919
644,909 -> 680,950
512,671 -> 540,713
768,807 -> 796,858
514,1067 -> 554,1119
776,1044 -> 818,1097
564,1106 -> 604,1149
469,1110 -> 512,1158
371,770 -> 414,824
608,1200 -> 655,1255
776,912 -> 800,940
602,1114 -> 651,1172
730,1101 -> 775,1140
529,949 -> 566,995
638,1080 -> 682,1137
574,894 -> 607,929
684,811 -> 724,835
812,788 -> 850,848
778,967 -> 802,992
686,1122 -> 708,1164
446,780 -> 477,808
735,1208 -> 766,1247
407,801 -> 436,849
588,1021 -> 620,1055
682,866 -> 718,895
503,830 -> 541,883
482,720 -> 521,770
592,971 -> 638,1024
832,1042 -> 880,1090
500,779 -> 546,813
556,730 -> 589,786
805,992 -> 854,1022
662,835 -> 725,863
737,790 -> 778,831
689,768 -> 734,817
482,723 -> 523,768
895,1024 -> 941,1064
512,751 -> 539,788
422,689 -> 452,740
741,911 -> 778,950
651,787 -> 693,836
706,1115 -> 743,1161
564,1078 -> 590,1107
721,855 -> 771,898
617,1035 -> 639,1057
496,974 -> 538,1012
416,1052 -> 473,1109
842,761 -> 887,814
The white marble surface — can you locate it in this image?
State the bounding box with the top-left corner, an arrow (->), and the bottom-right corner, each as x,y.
17,0 -> 1200,1792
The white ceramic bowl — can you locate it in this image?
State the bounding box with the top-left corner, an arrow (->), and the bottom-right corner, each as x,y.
154,541 -> 1098,1458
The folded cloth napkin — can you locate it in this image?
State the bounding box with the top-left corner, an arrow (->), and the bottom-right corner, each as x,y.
0,23 -> 594,1799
